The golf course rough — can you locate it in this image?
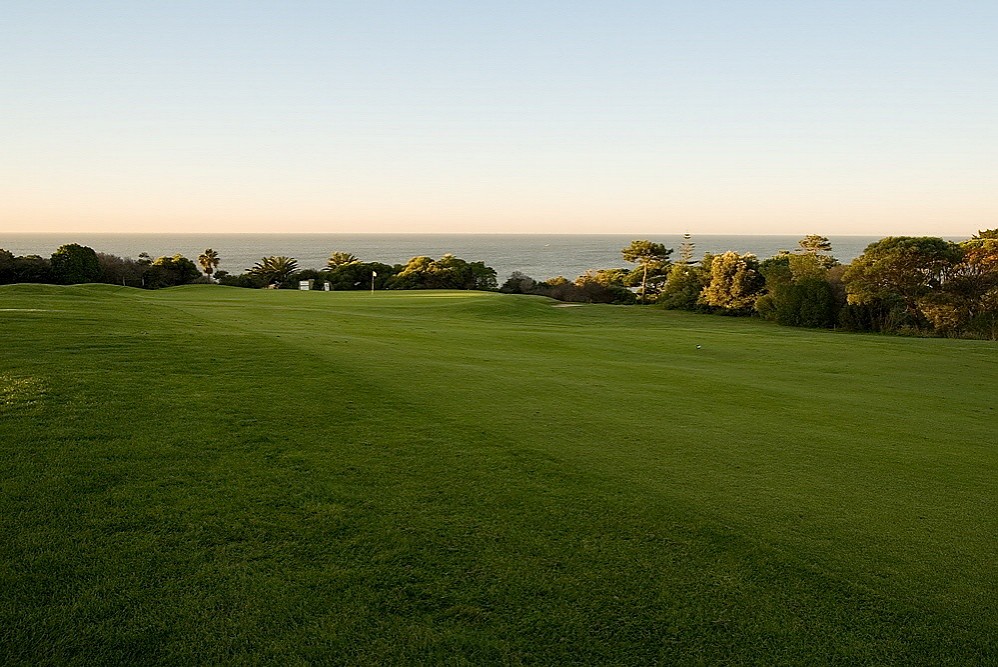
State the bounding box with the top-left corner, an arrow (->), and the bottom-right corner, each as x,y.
1,283 -> 996,665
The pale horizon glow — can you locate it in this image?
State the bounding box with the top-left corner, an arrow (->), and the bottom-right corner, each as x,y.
2,1 -> 996,236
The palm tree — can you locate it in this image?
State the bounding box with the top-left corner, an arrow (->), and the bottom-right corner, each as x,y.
247,256 -> 299,286
326,251 -> 359,269
198,248 -> 220,281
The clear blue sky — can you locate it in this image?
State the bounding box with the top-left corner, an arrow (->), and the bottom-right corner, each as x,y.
2,1 -> 996,235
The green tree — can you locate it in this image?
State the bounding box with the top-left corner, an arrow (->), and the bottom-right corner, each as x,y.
429,254 -> 474,289
755,256 -> 793,321
779,279 -> 839,328
247,256 -> 299,287
499,271 -> 538,294
678,233 -> 696,265
289,268 -> 327,290
325,261 -> 396,290
794,235 -> 837,270
391,256 -> 435,289
915,230 -> 998,336
916,291 -> 973,335
621,240 -> 672,303
216,271 -> 266,289
391,254 -> 497,290
575,270 -> 636,304
529,276 -> 588,302
198,249 -> 221,281
757,252 -> 844,328
797,234 -> 832,254
0,249 -> 15,284
96,252 -> 146,287
699,251 -> 764,313
467,261 -> 499,291
954,230 -> 998,308
50,243 -> 101,284
843,237 -> 961,327
9,255 -> 53,284
789,253 -> 830,281
326,251 -> 360,269
659,262 -> 709,310
144,255 -> 201,288
579,268 -> 630,288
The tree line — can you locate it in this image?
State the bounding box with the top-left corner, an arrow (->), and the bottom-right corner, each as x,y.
499,232 -> 998,339
3,232 -> 996,338
0,244 -> 497,292
215,252 -> 497,291
0,244 -> 208,289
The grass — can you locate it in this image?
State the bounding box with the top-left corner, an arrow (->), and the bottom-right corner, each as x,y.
1,283 -> 996,665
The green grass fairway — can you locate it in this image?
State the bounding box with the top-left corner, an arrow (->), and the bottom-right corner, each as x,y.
2,284 -> 996,665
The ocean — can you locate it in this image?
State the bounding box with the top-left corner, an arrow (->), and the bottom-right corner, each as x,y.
0,233 -> 932,283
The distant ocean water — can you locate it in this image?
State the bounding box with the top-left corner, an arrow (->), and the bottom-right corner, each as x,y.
0,233 -> 950,282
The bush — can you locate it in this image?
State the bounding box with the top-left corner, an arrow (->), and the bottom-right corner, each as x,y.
50,244 -> 101,285
500,272 -> 538,294
144,255 -> 202,288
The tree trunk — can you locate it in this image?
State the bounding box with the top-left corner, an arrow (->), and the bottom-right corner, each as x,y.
641,263 -> 648,304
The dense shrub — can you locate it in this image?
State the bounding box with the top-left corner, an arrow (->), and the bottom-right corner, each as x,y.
390,254 -> 497,290
50,244 -> 101,285
325,262 -> 396,291
97,252 -> 148,287
143,255 -> 202,288
659,263 -> 711,311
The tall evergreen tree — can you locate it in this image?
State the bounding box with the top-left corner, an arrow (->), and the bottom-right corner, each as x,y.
795,235 -> 837,269
678,233 -> 695,265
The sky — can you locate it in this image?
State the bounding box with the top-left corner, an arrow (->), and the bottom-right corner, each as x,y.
2,1 -> 996,236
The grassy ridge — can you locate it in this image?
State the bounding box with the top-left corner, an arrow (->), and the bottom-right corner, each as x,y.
1,284 -> 996,664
